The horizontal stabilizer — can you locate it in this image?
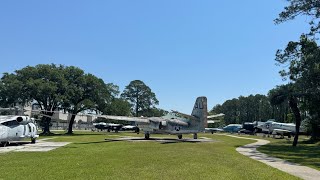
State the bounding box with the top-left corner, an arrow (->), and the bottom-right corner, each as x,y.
207,113 -> 225,119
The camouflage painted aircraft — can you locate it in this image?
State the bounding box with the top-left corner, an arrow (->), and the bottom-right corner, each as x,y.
96,96 -> 222,139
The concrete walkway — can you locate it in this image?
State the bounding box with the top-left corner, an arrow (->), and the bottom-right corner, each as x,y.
225,135 -> 320,180
0,138 -> 70,153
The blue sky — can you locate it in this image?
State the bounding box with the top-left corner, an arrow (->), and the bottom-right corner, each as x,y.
0,1 -> 310,113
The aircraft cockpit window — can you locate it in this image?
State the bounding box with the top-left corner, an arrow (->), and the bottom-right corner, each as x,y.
2,120 -> 19,126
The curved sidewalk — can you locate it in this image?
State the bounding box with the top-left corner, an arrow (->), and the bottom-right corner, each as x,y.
226,135 -> 320,180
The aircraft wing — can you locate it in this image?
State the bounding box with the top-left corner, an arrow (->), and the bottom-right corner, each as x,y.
207,120 -> 221,124
98,115 -> 189,126
166,118 -> 189,126
97,115 -> 150,123
273,129 -> 292,134
207,113 -> 225,119
171,110 -> 198,121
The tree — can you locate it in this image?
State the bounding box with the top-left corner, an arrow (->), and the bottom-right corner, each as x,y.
103,98 -> 132,116
210,94 -> 274,125
61,66 -> 116,134
275,0 -> 320,35
0,64 -> 117,135
0,73 -> 29,108
121,80 -> 159,117
0,64 -> 68,134
140,108 -> 167,117
269,84 -> 302,146
276,35 -> 320,140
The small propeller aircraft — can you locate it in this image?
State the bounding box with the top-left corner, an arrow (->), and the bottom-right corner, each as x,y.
94,96 -> 218,139
0,115 -> 39,147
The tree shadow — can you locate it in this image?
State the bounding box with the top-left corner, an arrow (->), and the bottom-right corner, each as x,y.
74,137 -> 216,145
40,133 -> 104,137
258,141 -> 320,169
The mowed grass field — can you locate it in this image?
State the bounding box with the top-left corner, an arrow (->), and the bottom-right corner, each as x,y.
258,136 -> 320,171
0,132 -> 300,180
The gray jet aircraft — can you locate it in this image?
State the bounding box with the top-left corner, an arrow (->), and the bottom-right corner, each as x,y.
96,96 -> 214,139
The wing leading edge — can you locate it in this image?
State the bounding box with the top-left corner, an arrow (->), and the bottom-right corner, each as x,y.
98,115 -> 189,126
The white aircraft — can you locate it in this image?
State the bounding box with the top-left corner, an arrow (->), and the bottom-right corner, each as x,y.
257,120 -> 304,138
92,122 -> 123,132
121,125 -> 139,131
94,96 -> 212,139
0,116 -> 39,147
204,113 -> 225,134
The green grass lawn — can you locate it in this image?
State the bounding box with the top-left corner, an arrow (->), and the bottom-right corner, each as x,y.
0,132 -> 300,180
258,137 -> 320,171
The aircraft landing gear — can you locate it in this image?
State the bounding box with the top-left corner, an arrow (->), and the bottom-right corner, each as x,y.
0,141 -> 8,147
144,133 -> 150,140
178,134 -> 182,139
193,133 -> 198,139
31,138 -> 36,144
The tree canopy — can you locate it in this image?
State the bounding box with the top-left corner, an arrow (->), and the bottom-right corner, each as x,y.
121,80 -> 159,117
275,0 -> 320,35
275,35 -> 320,140
0,64 -> 116,134
210,94 -> 276,125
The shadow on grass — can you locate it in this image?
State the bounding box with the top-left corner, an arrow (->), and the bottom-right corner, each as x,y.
74,137 -> 216,145
40,133 -> 104,137
74,141 -> 108,145
258,141 -> 320,170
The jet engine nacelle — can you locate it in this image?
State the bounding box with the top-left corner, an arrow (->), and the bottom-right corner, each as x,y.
16,116 -> 32,125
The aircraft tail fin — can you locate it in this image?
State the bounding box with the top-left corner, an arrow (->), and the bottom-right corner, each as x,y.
191,96 -> 208,129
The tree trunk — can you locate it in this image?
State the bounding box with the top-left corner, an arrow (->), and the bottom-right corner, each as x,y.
67,114 -> 76,134
40,112 -> 53,135
289,97 -> 301,147
311,122 -> 320,141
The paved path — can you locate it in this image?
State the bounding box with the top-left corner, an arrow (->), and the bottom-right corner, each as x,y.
225,135 -> 320,180
0,138 -> 70,153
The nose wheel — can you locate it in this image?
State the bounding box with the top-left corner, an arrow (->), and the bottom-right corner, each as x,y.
193,133 -> 198,139
178,134 -> 182,139
0,142 -> 8,147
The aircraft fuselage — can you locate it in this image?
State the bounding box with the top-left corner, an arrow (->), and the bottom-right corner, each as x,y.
0,116 -> 38,146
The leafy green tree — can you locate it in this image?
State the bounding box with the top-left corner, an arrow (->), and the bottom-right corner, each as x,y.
275,0 -> 320,35
269,84 -> 302,146
61,66 -> 116,134
140,108 -> 167,117
103,98 -> 132,116
275,35 -> 320,140
1,64 -> 68,134
0,73 -> 29,108
0,64 -> 117,135
121,80 -> 159,117
210,94 -> 275,125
